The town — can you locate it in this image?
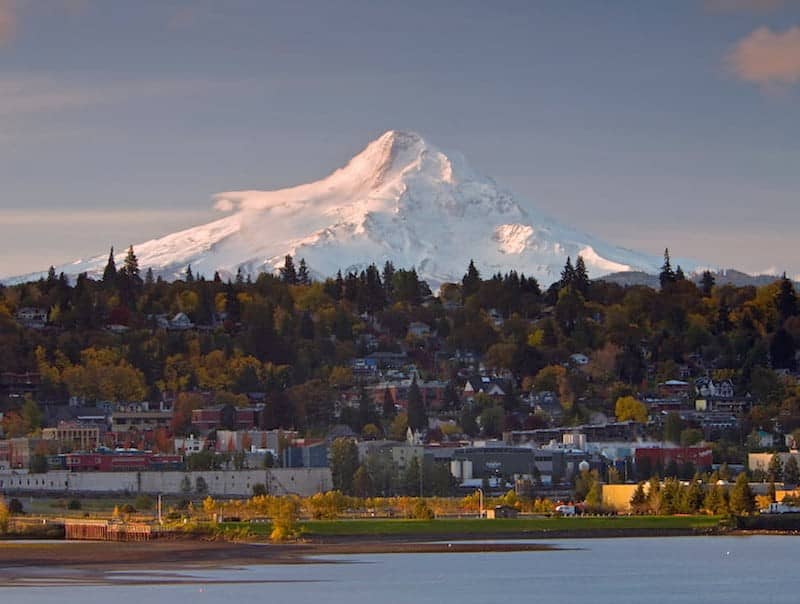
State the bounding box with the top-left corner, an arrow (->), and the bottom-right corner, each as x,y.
1,250 -> 799,524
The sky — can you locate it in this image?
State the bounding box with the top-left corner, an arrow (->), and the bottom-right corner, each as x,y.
1,0 -> 800,279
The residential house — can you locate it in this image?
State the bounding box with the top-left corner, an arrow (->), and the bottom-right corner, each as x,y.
15,307 -> 48,329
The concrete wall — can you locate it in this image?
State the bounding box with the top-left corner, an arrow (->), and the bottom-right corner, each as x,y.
0,468 -> 332,497
749,452 -> 800,474
601,484 -> 642,513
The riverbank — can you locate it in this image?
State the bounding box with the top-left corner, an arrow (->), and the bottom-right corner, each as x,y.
0,519 -> 723,573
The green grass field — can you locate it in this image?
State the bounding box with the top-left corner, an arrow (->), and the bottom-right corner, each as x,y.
219,515 -> 722,539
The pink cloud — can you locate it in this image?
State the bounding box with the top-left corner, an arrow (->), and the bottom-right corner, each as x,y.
729,26 -> 800,86
0,0 -> 16,46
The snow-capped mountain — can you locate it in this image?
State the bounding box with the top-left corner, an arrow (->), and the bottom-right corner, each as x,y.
12,130 -> 670,287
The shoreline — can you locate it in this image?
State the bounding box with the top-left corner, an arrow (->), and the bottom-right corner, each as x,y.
0,526 -> 718,570
0,527 -> 793,588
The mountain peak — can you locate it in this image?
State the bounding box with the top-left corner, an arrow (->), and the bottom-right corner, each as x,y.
9,130 -> 667,287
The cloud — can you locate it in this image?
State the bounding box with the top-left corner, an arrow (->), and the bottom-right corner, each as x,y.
705,0 -> 785,12
729,26 -> 800,86
0,75 -> 227,116
0,0 -> 16,45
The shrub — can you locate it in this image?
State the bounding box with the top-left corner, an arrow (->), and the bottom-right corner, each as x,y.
135,495 -> 154,510
9,498 -> 24,514
67,499 -> 82,510
412,499 -> 434,520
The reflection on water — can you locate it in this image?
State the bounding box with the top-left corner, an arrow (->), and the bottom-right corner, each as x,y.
1,536 -> 798,604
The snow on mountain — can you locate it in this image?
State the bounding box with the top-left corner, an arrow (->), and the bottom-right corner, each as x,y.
9,130 -> 670,287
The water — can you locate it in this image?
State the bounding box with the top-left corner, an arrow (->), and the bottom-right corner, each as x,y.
1,536 -> 798,603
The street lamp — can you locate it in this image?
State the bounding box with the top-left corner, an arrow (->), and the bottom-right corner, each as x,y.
476,487 -> 484,519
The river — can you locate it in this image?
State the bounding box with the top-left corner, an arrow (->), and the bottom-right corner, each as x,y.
1,536 -> 797,603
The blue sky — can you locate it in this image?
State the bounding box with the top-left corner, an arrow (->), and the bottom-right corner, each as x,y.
1,0 -> 799,278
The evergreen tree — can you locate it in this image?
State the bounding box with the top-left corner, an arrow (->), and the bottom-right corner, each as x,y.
675,265 -> 685,281
682,477 -> 705,513
280,254 -> 298,285
729,473 -> 755,515
768,453 -> 783,483
629,482 -> 647,514
357,386 -> 373,430
784,456 -> 799,486
297,258 -> 310,285
775,273 -> 798,321
659,248 -> 676,289
573,255 -> 590,295
144,267 -> 155,286
123,246 -> 141,284
185,265 -> 194,283
382,387 -> 395,419
102,246 -> 117,285
560,256 -> 575,288
406,376 -> 426,432
382,261 -> 396,299
462,260 -> 481,297
700,270 -> 715,296
770,328 -> 797,371
329,437 -> 359,495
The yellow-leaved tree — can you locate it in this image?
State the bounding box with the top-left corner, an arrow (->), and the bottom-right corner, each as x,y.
615,396 -> 648,423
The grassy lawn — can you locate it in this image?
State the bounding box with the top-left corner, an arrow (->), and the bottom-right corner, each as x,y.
220,515 -> 721,538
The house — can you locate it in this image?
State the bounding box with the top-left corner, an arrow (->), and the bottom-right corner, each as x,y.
407,321 -> 432,339
463,376 -> 508,402
658,380 -> 691,398
569,353 -> 589,366
695,377 -> 735,399
15,307 -> 48,329
487,309 -> 504,327
174,434 -> 208,454
486,505 -> 519,519
169,312 -> 194,330
111,402 -> 173,434
190,405 -> 260,433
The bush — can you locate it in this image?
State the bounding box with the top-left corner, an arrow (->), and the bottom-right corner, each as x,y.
252,483 -> 267,497
412,499 -> 434,520
67,499 -> 82,510
120,503 -> 137,514
9,498 -> 24,514
135,495 -> 154,510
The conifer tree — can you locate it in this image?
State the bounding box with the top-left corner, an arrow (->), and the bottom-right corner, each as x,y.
675,265 -> 685,281
382,387 -> 395,419
382,261 -> 395,299
659,248 -> 676,289
406,376 -> 426,432
102,246 -> 117,285
297,258 -> 310,285
700,270 -> 715,296
123,245 -> 141,284
775,273 -> 798,321
560,256 -> 575,288
729,473 -> 755,515
145,267 -> 155,286
462,260 -> 481,297
784,456 -> 799,486
574,255 -> 589,295
185,265 -> 194,283
280,255 -> 297,285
